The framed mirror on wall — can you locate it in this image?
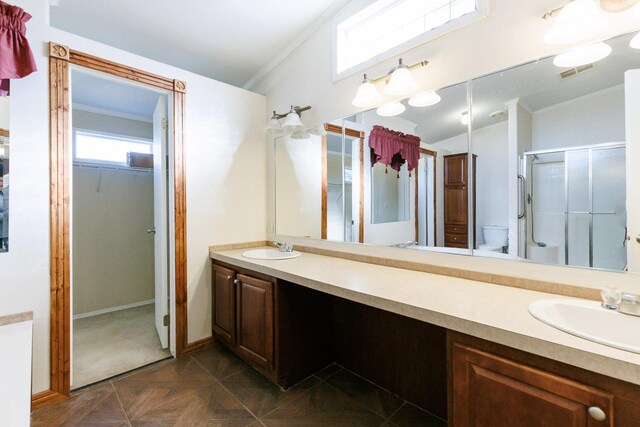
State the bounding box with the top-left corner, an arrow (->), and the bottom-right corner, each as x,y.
272,30 -> 640,275
0,95 -> 8,252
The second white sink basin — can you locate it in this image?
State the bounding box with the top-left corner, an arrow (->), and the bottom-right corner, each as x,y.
242,248 -> 301,260
529,298 -> 640,354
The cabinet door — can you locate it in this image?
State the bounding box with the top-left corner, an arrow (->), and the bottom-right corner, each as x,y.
444,187 -> 468,226
236,274 -> 274,371
452,343 -> 613,427
445,154 -> 468,186
212,265 -> 236,347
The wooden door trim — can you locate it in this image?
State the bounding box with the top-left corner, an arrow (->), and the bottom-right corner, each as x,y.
322,124 -> 365,243
41,42 -> 188,409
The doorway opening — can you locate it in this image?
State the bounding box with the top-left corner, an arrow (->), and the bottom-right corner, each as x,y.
69,69 -> 172,388
40,43 -> 188,408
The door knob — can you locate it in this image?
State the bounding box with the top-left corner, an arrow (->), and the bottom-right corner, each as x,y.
147,227 -> 156,234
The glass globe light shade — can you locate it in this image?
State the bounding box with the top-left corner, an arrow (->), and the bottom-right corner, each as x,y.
543,0 -> 608,44
376,101 -> 406,117
408,90 -> 441,107
552,42 -> 612,67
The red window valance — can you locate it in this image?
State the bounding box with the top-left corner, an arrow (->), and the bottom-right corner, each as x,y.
0,1 -> 37,96
369,125 -> 420,176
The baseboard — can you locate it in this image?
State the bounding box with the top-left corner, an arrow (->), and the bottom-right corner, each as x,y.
180,336 -> 215,356
73,299 -> 155,320
31,389 -> 67,411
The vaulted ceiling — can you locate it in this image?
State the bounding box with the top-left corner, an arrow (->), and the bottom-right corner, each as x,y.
50,0 -> 347,89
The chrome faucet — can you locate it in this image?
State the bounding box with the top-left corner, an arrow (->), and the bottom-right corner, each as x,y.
273,241 -> 294,252
601,287 -> 640,316
396,240 -> 417,248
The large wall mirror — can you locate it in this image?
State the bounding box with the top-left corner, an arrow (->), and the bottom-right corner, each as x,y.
273,30 -> 640,274
275,81 -> 471,252
0,95 -> 8,252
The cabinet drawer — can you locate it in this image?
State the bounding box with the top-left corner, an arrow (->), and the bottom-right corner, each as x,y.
445,232 -> 468,246
445,225 -> 467,235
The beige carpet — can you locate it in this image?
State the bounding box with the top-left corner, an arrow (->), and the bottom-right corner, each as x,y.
72,304 -> 171,388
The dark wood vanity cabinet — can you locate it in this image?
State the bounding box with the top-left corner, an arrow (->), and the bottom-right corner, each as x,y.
211,261 -> 332,388
444,153 -> 476,249
448,332 -> 640,427
235,273 -> 274,371
212,264 -> 276,377
212,265 -> 236,348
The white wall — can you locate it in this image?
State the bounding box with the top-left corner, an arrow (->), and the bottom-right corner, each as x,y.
72,166 -> 155,315
0,0 -> 267,394
532,86 -> 625,150
274,135 -> 322,238
72,109 -> 153,140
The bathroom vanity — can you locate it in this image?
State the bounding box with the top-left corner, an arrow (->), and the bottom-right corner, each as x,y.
210,246 -> 640,426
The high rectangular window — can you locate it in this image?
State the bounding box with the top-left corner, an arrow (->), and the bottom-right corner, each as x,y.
336,0 -> 482,76
74,131 -> 151,165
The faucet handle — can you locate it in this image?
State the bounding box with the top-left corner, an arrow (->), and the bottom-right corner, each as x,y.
601,287 -> 621,310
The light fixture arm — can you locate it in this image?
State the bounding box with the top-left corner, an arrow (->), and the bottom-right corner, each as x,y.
273,105 -> 311,120
369,59 -> 429,84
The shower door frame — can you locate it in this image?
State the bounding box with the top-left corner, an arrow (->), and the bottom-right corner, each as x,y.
522,141 -> 625,268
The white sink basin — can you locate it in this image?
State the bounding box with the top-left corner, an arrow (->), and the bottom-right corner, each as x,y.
242,248 -> 301,260
529,298 -> 640,354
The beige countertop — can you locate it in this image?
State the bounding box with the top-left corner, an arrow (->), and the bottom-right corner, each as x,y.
209,246 -> 640,386
0,311 -> 33,327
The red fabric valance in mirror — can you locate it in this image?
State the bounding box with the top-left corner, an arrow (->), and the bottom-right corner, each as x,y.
369,125 -> 420,176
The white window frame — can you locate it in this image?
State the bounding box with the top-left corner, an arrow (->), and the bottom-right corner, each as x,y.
73,128 -> 153,167
332,0 -> 488,81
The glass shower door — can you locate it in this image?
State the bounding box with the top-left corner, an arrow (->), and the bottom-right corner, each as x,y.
592,146 -> 626,270
566,149 -> 590,267
566,145 -> 626,269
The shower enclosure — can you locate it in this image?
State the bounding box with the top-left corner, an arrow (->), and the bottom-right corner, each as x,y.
521,143 -> 626,271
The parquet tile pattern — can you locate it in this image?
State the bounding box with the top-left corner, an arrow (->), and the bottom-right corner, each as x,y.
31,342 -> 446,426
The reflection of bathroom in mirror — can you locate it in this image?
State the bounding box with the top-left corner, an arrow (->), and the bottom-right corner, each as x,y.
273,30 -> 640,273
470,31 -> 636,271
0,95 -> 9,253
274,81 -> 470,250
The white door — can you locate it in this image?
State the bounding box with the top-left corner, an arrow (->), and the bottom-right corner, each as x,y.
153,96 -> 169,348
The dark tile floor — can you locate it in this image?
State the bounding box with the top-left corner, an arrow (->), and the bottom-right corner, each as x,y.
31,342 -> 446,426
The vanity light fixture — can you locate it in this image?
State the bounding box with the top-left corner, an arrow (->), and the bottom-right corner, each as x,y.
553,41 -> 612,67
408,90 -> 441,107
264,105 -> 319,140
352,74 -> 383,107
351,58 -> 429,108
283,106 -> 306,131
376,101 -> 406,117
543,0 -> 609,44
384,58 -> 418,96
